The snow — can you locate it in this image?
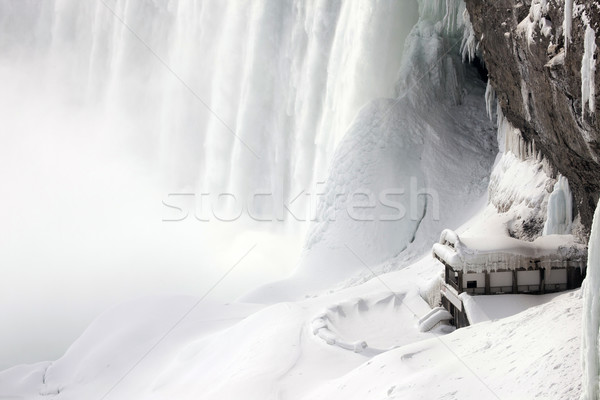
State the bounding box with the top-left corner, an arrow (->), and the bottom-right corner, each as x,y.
0,249 -> 585,400
312,292 -> 448,353
244,0 -> 497,302
0,1 -> 590,399
582,199 -> 600,400
517,0 -> 553,48
485,149 -> 552,233
543,175 -> 573,235
306,291 -> 583,400
582,24 -> 597,117
418,306 -> 453,332
434,229 -> 586,273
461,291 -> 570,324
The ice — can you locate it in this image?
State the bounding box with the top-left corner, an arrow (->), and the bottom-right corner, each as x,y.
460,7 -> 477,62
517,0 -> 553,48
543,175 -> 573,235
242,0 -> 496,302
564,0 -> 573,52
582,199 -> 600,400
581,24 -> 597,117
485,80 -> 496,121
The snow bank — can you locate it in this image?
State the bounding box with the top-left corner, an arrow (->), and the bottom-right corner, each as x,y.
582,199 -> 600,400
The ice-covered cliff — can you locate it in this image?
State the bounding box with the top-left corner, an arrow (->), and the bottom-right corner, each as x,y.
464,0 -> 600,236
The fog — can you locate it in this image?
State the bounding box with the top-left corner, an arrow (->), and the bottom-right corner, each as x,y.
0,0 -> 418,369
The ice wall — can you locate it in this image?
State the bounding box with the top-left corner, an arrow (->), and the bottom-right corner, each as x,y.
582,199 -> 600,400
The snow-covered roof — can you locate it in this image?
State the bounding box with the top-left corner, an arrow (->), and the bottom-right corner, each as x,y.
432,229 -> 587,273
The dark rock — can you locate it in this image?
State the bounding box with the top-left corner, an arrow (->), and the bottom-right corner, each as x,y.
464,0 -> 600,238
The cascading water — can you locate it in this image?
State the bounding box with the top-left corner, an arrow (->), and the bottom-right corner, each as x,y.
0,0 -> 419,201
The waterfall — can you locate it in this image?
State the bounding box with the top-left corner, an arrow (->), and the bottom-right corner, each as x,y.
0,0 -> 419,207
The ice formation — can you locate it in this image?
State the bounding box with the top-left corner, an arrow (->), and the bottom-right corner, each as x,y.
460,7 -> 477,62
253,0 -> 498,299
496,107 -> 540,160
485,80 -> 496,121
582,200 -> 600,400
564,0 -> 573,51
582,24 -> 597,117
543,175 -> 573,235
517,0 -> 553,48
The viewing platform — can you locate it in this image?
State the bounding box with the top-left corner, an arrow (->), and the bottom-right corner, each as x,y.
432,229 -> 586,328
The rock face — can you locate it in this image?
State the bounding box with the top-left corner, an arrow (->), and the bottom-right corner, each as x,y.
464,0 -> 600,236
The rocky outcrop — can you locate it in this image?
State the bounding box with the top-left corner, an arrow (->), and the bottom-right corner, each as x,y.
464,0 -> 600,236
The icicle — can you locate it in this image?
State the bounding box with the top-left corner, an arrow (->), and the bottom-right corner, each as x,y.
581,24 -> 597,117
564,0 -> 573,52
460,7 -> 476,62
496,103 -> 506,153
485,80 -> 496,121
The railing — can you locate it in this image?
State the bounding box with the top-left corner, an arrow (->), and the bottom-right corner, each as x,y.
490,286 -> 513,294
465,287 -> 485,295
517,284 -> 541,293
544,283 -> 567,292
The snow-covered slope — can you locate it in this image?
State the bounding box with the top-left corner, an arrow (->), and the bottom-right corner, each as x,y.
306,290 -> 582,400
0,256 -> 584,400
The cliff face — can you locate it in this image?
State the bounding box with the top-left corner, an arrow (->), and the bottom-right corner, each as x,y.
464,0 -> 600,235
